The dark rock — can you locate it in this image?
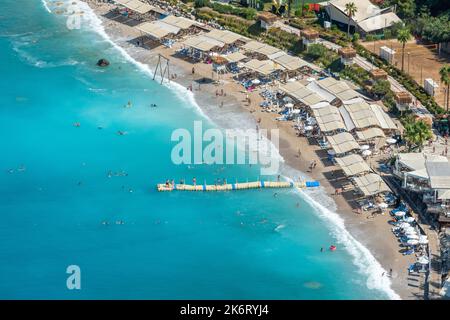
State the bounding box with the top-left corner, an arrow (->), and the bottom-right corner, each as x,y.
97,59 -> 110,67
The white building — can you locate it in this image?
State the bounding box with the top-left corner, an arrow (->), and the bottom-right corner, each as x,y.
320,0 -> 402,35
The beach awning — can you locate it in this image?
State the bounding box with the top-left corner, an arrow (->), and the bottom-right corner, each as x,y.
397,153 -> 448,171
327,132 -> 360,154
222,51 -> 247,63
162,15 -> 197,30
341,101 -> 381,129
312,105 -> 346,132
182,35 -> 225,52
426,161 -> 450,189
269,53 -> 309,71
242,41 -> 282,57
353,173 -> 390,197
335,154 -> 371,176
115,0 -> 154,14
135,21 -> 180,39
306,81 -> 336,103
356,127 -> 385,141
279,81 -> 326,106
370,104 -> 397,130
204,29 -> 243,45
316,77 -> 360,101
243,59 -> 284,76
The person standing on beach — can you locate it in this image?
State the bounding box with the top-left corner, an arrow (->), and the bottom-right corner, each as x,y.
192,67 -> 195,75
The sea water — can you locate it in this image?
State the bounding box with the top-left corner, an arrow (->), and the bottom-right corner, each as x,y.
0,0 -> 396,299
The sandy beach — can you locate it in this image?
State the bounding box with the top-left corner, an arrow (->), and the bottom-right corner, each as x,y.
80,0 -> 424,299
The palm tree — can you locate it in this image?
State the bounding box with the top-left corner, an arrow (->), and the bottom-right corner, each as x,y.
403,120 -> 432,151
344,2 -> 357,38
397,27 -> 412,72
440,64 -> 450,111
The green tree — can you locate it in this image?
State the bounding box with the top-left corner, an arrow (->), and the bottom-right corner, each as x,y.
403,120 -> 432,151
397,26 -> 412,72
306,43 -> 327,60
344,2 -> 358,38
372,80 -> 392,97
440,64 -> 450,111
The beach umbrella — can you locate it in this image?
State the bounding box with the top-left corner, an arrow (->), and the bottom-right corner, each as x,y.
404,216 -> 415,223
386,138 -> 397,144
407,239 -> 419,246
417,256 -> 429,265
395,211 -> 406,217
398,222 -> 410,228
362,150 -> 372,156
360,145 -> 370,151
327,149 -> 336,156
292,109 -> 301,114
252,79 -> 261,84
285,103 -> 294,108
378,202 -> 388,209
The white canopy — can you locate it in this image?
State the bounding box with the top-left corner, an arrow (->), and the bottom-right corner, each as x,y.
243,59 -> 284,76
279,81 -> 326,106
182,35 -> 225,52
426,161 -> 450,189
312,105 -> 346,132
114,0 -> 154,14
136,21 -> 180,39
353,173 -> 390,196
335,154 -> 371,176
327,132 -> 360,154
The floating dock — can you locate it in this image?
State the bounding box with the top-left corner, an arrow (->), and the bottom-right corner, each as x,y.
157,180 -> 320,192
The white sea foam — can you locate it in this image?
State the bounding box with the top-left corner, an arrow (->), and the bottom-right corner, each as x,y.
282,166 -> 400,300
72,0 -> 209,120
41,0 -> 52,13
50,0 -> 399,300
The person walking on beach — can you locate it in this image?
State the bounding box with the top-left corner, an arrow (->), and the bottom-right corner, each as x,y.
192,67 -> 195,75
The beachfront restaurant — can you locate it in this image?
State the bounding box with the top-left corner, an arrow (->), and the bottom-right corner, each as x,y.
352,173 -> 390,197
335,154 -> 371,177
393,153 -> 450,227
326,132 -> 360,156
393,153 -> 448,192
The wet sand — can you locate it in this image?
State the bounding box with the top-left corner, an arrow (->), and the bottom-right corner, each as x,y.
81,0 -> 423,299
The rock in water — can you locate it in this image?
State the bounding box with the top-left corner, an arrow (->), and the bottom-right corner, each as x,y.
97,59 -> 110,67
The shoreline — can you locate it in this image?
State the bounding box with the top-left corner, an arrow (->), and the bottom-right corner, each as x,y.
73,0 -> 420,299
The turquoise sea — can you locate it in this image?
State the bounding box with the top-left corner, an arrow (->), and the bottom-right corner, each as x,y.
0,0 -> 396,299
